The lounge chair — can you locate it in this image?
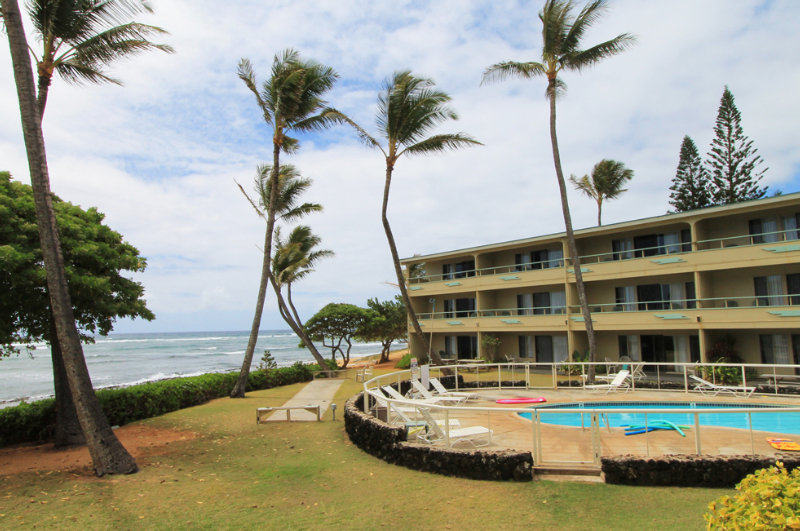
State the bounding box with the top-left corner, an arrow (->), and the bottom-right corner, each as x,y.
689,375 -> 755,397
409,379 -> 466,405
630,363 -> 646,381
388,402 -> 460,429
416,407 -> 492,448
381,384 -> 443,405
584,370 -> 631,393
429,377 -> 480,400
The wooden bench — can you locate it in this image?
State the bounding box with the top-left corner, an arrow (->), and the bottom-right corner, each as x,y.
256,405 -> 321,423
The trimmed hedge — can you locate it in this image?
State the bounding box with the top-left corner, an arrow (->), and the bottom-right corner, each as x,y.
0,363 -> 314,447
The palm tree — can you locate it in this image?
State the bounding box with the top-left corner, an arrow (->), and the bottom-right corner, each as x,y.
2,0 -> 137,475
482,0 -> 634,380
569,159 -> 633,225
26,0 -> 173,119
272,225 -> 333,328
236,163 -> 330,369
351,71 -> 480,365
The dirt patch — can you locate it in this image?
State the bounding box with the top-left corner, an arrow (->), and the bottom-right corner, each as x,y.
0,424 -> 198,477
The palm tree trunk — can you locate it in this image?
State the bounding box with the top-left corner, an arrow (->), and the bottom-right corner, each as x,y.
547,79 -> 597,381
268,274 -> 328,367
37,73 -> 51,121
51,319 -> 84,447
381,163 -> 442,366
3,0 -> 137,475
597,198 -> 603,226
231,141 -> 282,398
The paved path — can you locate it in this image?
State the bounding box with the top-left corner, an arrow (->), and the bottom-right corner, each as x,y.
265,378 -> 344,422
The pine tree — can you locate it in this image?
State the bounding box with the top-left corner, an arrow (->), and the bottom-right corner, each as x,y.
707,87 -> 768,204
669,135 -> 712,212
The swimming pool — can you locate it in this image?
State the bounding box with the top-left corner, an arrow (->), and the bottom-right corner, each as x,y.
518,401 -> 800,434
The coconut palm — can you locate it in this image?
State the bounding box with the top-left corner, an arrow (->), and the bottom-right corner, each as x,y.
482,0 -> 634,380
2,0 -> 137,475
26,0 -> 173,119
236,163 -> 330,369
351,71 -> 480,365
570,159 -> 633,225
272,225 -> 333,328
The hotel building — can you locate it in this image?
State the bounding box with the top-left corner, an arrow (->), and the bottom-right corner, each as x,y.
400,193 -> 800,368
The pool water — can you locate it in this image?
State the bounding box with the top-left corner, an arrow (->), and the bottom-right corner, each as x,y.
518,401 -> 800,434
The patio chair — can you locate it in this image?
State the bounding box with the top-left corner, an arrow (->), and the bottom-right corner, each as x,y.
689,375 -> 755,397
388,402 -> 460,429
630,363 -> 646,381
409,379 -> 466,405
381,384 -> 442,405
584,370 -> 631,393
416,407 -> 492,448
429,377 -> 480,400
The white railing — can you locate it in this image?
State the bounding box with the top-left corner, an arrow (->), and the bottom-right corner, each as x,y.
362,362 -> 800,467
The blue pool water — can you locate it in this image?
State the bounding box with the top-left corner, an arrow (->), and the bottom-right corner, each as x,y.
519,402 -> 800,434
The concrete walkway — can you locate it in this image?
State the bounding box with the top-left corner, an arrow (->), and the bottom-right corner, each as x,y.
264,378 -> 344,422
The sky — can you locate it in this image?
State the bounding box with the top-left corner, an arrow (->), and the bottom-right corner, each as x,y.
1,0 -> 799,334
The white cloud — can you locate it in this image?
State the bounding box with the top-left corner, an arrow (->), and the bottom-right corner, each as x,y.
2,0 -> 799,333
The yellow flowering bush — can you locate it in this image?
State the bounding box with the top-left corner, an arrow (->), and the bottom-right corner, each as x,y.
705,462 -> 800,529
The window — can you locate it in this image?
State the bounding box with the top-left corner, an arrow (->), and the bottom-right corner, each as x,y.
637,284 -> 670,311
750,218 -> 780,244
615,286 -> 636,311
612,238 -> 633,260
618,335 -> 641,361
444,298 -> 476,318
788,274 -> 800,305
518,336 -> 534,358
529,248 -> 564,269
784,214 -> 800,241
631,231 -> 685,257
445,335 -> 477,359
442,260 -> 475,279
685,281 -> 697,309
754,275 -> 783,306
760,334 -> 790,364
516,293 -> 533,316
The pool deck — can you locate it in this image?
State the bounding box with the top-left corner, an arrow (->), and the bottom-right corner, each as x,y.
407,388 -> 800,467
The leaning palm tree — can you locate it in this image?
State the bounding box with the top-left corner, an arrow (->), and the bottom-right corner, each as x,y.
351,71 -> 480,365
2,0 -> 137,475
236,163 -> 330,369
569,159 -> 633,225
272,225 -> 334,328
26,0 -> 173,119
232,50 -> 341,397
482,0 -> 634,380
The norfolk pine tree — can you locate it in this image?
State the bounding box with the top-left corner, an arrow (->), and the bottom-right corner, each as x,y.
669,135 -> 712,212
707,86 -> 768,204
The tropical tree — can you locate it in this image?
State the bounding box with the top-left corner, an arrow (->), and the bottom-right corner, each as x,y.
26,0 -> 173,119
272,224 -> 333,329
235,163 -> 331,372
482,0 -> 634,380
304,303 -> 373,368
231,50 -> 342,399
707,86 -> 768,204
569,158 -> 633,225
669,135 -> 712,212
0,171 -> 154,445
352,71 -> 480,365
358,296 -> 407,364
2,0 -> 137,475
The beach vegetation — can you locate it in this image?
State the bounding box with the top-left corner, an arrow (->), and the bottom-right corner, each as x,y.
232,50 -> 345,398
395,352 -> 413,369
481,334 -> 502,362
349,70 -> 480,366
707,86 -> 768,204
304,303 -> 373,368
258,350 -> 278,371
358,296 -> 407,364
569,159 -> 634,226
2,0 -> 139,475
670,135 -> 712,212
482,0 -> 634,382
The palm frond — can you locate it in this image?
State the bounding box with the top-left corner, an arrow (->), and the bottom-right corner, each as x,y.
481,61 -> 546,85
566,33 -> 636,71
234,178 -> 266,219
54,60 -> 121,84
69,22 -> 173,67
400,133 -> 482,157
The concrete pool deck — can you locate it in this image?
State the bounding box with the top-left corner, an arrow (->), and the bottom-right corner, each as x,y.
404,388 -> 800,467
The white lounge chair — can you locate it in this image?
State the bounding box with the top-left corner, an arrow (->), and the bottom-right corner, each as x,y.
388,402 -> 460,429
381,385 -> 442,405
429,377 -> 480,400
584,370 -> 631,393
690,375 -> 755,397
409,379 -> 466,405
416,407 -> 492,448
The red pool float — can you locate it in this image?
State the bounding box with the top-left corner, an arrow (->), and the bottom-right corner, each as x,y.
496,397 -> 547,404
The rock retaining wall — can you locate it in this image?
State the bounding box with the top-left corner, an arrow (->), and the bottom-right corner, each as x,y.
345,393 -> 533,481
602,454 -> 800,487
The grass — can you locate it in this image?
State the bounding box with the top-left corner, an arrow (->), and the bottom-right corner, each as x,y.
0,375 -> 729,530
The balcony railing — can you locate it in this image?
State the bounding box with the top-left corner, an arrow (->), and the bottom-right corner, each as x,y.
418,294 -> 798,320
407,228 -> 799,284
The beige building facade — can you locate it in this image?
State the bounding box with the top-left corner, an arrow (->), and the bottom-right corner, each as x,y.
400,193 -> 800,369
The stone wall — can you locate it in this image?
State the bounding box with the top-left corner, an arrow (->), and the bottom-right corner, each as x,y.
345,393 -> 533,481
602,454 -> 800,487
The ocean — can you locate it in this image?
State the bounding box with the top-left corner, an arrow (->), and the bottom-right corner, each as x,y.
0,330 -> 396,407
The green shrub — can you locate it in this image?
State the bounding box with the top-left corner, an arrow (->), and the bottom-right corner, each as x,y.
705,461 -> 800,529
699,358 -> 743,385
0,363 -> 315,447
395,353 -> 411,369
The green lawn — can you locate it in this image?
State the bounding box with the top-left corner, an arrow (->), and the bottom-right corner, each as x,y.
0,378 -> 728,530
